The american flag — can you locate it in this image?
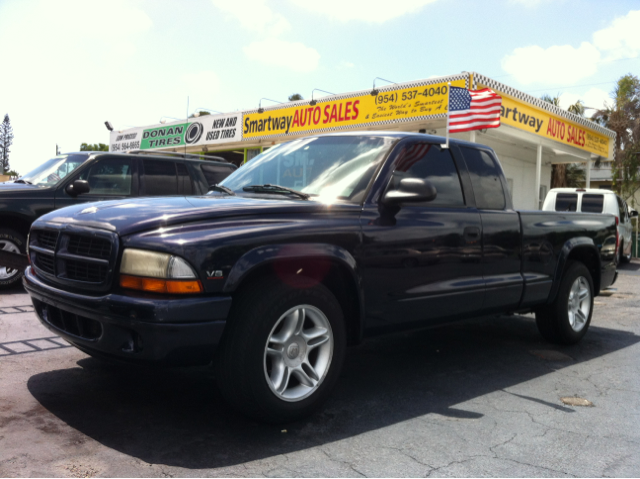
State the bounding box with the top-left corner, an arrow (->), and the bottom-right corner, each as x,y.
395,143 -> 431,172
448,87 -> 502,133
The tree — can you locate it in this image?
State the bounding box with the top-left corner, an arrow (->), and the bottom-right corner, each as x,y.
541,95 -> 586,188
0,114 -> 14,174
79,143 -> 109,152
592,74 -> 640,205
288,94 -> 303,101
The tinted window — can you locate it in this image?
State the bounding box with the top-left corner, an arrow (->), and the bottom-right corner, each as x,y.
79,158 -> 132,195
22,154 -> 88,186
581,194 -> 604,213
176,163 -> 192,195
555,193 -> 578,212
389,143 -> 464,206
221,136 -> 394,203
461,147 -> 506,210
617,196 -> 626,221
624,200 -> 630,222
143,160 -> 178,195
201,164 -> 235,186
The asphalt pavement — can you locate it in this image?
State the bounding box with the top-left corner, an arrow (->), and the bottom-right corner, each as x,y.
1,262 -> 639,477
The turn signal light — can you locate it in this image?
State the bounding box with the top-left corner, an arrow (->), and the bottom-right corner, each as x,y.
120,274 -> 203,294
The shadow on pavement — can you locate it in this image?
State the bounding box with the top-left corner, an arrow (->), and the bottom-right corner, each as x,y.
618,258 -> 640,273
27,315 -> 639,469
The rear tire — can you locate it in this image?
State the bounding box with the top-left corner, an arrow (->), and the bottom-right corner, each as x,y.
215,276 -> 346,423
535,261 -> 594,345
0,228 -> 26,290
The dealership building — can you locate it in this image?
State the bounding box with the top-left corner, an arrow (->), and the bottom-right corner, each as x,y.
109,72 -> 615,210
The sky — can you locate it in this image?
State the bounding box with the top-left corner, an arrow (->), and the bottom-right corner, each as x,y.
0,0 -> 639,174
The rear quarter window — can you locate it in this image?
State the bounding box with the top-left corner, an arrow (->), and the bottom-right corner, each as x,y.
460,147 -> 506,210
581,194 -> 604,213
555,193 -> 578,212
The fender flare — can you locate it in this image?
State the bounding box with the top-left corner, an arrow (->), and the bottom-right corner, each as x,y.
223,243 -> 365,341
548,237 -> 601,303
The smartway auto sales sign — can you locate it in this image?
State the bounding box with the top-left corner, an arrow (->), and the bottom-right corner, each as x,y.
109,113 -> 241,152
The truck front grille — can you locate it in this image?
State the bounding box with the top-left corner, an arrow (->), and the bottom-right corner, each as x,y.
65,259 -> 108,283
68,235 -> 112,259
37,231 -> 59,250
34,252 -> 55,275
29,226 -> 118,292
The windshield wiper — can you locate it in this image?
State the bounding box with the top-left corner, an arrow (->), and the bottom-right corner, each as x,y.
242,184 -> 310,200
208,184 -> 236,196
13,179 -> 32,184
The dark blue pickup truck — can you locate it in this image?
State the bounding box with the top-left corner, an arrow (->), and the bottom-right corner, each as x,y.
23,132 -> 618,422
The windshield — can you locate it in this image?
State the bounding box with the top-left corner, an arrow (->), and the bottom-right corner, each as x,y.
220,136 -> 395,203
19,154 -> 89,186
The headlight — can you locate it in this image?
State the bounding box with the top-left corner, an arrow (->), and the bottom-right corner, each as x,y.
119,249 -> 203,294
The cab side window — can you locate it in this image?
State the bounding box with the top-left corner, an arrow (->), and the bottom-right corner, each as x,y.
77,158 -> 132,195
388,143 -> 464,206
142,160 -> 194,196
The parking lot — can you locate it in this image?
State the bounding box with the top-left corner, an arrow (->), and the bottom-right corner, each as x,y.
1,263 -> 639,477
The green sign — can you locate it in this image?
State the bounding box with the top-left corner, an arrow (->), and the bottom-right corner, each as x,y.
141,124 -> 188,149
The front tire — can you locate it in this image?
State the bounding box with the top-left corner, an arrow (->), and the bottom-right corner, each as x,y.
535,261 -> 594,345
215,277 -> 346,423
0,228 -> 26,290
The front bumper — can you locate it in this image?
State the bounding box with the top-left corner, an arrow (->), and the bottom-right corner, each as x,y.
23,266 -> 232,366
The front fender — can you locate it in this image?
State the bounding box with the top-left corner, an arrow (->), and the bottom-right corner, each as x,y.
224,243 -> 365,343
223,243 -> 359,292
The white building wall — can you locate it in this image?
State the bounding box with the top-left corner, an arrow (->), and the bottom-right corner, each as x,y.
498,154 -> 551,210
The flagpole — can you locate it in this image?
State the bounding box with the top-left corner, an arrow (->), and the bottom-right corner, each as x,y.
442,82 -> 451,149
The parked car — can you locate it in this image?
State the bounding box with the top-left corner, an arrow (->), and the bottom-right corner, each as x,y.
542,187 -> 638,263
23,132 -> 617,422
0,151 -> 236,289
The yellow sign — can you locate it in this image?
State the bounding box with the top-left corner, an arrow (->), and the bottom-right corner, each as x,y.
243,79 -> 467,138
497,94 -> 610,157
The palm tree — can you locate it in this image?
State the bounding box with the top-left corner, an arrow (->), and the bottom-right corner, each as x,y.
592,74 -> 640,201
541,95 -> 586,188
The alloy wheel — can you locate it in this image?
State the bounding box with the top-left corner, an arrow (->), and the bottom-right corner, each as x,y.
0,240 -> 20,280
567,276 -> 591,332
263,305 -> 334,402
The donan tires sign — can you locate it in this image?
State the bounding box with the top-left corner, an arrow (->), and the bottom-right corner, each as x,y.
242,79 -> 467,139
109,113 -> 241,152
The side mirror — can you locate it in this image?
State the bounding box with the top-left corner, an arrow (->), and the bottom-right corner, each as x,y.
383,178 -> 437,205
630,210 -> 638,218
66,179 -> 91,197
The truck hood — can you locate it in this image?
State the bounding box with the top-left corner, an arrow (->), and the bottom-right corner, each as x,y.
35,195 -> 350,236
0,182 -> 47,193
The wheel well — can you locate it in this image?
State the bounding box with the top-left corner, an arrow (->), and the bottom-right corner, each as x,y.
567,246 -> 601,294
0,215 -> 32,239
230,258 -> 362,346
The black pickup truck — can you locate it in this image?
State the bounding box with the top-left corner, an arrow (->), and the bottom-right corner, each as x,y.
0,151 -> 235,289
23,132 -> 618,422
